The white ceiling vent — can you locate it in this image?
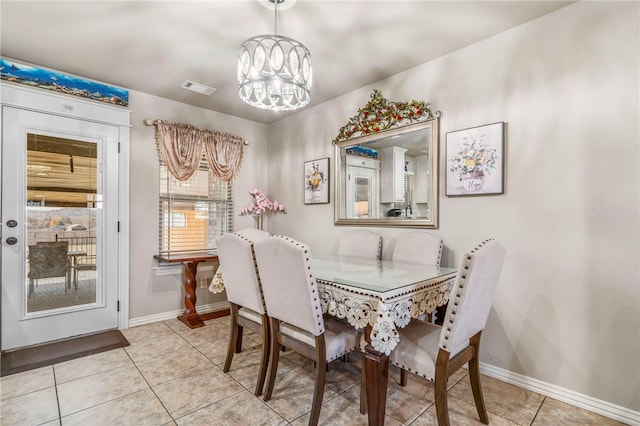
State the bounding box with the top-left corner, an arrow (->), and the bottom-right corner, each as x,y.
180,80 -> 216,96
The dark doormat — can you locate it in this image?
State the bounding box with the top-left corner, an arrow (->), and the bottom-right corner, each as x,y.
1,330 -> 130,377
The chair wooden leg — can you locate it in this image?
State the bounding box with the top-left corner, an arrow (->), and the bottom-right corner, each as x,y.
264,318 -> 281,401
223,305 -> 239,373
468,333 -> 489,424
435,349 -> 451,426
255,314 -> 270,396
310,335 -> 327,426
400,368 -> 408,386
235,324 -> 244,353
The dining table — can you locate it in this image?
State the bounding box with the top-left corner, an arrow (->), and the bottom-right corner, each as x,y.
312,254 -> 457,426
208,251 -> 457,425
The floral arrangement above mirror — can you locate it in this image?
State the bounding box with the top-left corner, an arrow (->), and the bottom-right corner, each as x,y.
332,89 -> 441,144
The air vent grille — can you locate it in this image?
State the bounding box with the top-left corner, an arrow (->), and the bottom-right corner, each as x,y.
180,80 -> 216,96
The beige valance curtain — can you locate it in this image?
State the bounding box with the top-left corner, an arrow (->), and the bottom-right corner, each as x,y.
154,120 -> 245,182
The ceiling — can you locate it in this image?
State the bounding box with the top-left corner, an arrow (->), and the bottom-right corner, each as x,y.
0,1 -> 573,125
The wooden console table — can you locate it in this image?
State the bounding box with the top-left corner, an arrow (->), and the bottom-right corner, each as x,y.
154,251 -> 229,328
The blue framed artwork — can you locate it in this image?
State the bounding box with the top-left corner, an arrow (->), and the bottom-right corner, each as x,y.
0,57 -> 129,107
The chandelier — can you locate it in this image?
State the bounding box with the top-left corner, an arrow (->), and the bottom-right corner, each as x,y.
237,0 -> 312,111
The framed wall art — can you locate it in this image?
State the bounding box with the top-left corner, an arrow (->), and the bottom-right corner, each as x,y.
304,157 -> 329,204
446,122 -> 505,196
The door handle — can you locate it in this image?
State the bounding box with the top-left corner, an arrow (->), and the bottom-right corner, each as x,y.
6,237 -> 18,245
6,220 -> 18,228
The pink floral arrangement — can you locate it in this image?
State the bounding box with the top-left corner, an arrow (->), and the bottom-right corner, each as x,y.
239,188 -> 286,216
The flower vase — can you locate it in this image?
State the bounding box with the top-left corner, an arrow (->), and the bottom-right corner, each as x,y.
462,170 -> 485,192
255,214 -> 264,230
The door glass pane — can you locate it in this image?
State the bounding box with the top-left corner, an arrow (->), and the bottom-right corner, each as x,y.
26,133 -> 98,313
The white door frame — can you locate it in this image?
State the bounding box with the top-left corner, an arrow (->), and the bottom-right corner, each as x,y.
0,83 -> 130,349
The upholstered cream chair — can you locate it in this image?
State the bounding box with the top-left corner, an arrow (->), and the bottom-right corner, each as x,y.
392,231 -> 443,266
254,235 -> 360,426
215,229 -> 269,396
390,239 -> 506,425
338,229 -> 382,260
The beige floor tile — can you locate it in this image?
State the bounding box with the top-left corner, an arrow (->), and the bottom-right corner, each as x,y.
57,364 -> 148,416
121,321 -> 176,344
61,388 -> 172,426
532,397 -> 627,425
132,344 -> 213,386
448,374 -> 544,425
124,332 -> 193,364
412,395 -> 520,425
0,386 -> 59,426
152,365 -> 244,418
1,365 -> 54,400
290,389 -> 404,426
175,390 -> 287,426
54,348 -> 132,384
194,337 -> 232,365
178,321 -> 231,347
223,345 -> 275,392
264,365 -> 341,422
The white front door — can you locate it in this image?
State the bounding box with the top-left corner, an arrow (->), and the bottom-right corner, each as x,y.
1,106 -> 120,350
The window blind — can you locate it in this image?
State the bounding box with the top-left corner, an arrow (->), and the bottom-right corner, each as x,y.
158,156 -> 233,255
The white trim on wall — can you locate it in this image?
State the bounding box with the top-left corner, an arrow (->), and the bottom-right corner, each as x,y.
127,301 -> 229,328
479,363 -> 639,425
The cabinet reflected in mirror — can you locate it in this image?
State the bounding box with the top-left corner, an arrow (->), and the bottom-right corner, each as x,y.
334,119 -> 439,228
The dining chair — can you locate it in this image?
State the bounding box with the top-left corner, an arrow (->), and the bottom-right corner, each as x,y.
392,231 -> 443,266
28,241 -> 71,297
254,235 -> 360,426
338,229 -> 382,260
55,235 -> 96,290
215,229 -> 270,396
389,239 -> 506,426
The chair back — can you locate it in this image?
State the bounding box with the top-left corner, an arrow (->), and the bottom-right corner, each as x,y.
392,231 -> 443,266
254,235 -> 325,336
216,232 -> 266,315
56,235 -> 96,267
338,229 -> 382,260
235,227 -> 269,242
439,239 -> 506,353
28,241 -> 69,279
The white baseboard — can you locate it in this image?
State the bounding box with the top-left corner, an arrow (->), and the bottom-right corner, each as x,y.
127,302 -> 229,328
479,362 -> 639,425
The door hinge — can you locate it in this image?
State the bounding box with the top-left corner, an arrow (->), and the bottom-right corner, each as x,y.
117,221 -> 120,232
117,300 -> 120,312
118,142 -> 120,153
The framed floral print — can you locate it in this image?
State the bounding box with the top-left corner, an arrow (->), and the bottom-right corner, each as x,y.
304,157 -> 329,204
446,122 -> 505,196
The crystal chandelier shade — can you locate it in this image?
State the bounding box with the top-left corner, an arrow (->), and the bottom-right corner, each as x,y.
237,2 -> 312,111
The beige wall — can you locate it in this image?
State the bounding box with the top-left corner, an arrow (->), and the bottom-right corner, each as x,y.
264,1 -> 639,412
126,1 -> 638,414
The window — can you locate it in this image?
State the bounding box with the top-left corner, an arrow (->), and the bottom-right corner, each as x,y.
159,157 -> 233,255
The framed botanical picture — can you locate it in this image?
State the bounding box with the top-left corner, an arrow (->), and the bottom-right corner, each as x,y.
446,122 -> 505,196
304,157 -> 330,204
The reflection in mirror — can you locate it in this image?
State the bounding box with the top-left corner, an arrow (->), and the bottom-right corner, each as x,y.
332,90 -> 440,228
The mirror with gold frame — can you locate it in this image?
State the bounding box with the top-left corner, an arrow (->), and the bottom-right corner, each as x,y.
332,90 -> 441,228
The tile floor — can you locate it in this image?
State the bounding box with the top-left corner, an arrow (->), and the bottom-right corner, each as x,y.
0,316 -> 625,426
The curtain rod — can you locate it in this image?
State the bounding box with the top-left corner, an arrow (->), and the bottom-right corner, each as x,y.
144,119 -> 249,146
